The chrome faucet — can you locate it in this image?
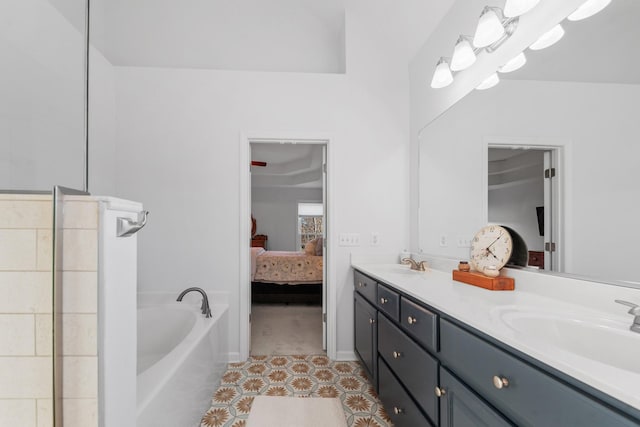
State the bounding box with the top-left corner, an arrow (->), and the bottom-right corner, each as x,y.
401,257 -> 428,271
615,300 -> 640,333
177,287 -> 212,318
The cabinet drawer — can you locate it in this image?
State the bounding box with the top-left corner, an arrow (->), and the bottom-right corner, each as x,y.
378,358 -> 434,427
353,270 -> 377,304
440,319 -> 638,427
378,315 -> 438,424
400,297 -> 438,353
377,284 -> 399,321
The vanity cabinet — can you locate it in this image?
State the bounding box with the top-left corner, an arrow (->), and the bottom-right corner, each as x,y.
353,269 -> 640,427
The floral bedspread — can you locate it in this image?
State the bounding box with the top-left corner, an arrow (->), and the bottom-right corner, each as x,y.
252,251 -> 323,284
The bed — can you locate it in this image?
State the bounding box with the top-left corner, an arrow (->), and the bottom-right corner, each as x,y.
251,241 -> 324,304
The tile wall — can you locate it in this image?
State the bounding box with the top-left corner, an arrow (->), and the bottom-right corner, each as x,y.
0,194 -> 99,427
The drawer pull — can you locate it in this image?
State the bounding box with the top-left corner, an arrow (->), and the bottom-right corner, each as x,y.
393,407 -> 404,415
369,318 -> 375,324
392,351 -> 402,359
358,282 -> 366,287
434,386 -> 446,397
407,316 -> 417,325
380,297 -> 388,304
492,375 -> 510,390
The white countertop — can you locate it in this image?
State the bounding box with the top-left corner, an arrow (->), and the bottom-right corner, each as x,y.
351,260 -> 640,412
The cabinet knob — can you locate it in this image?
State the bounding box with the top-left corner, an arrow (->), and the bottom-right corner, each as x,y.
393,407 -> 404,415
434,386 -> 446,397
369,318 -> 375,324
407,316 -> 417,325
392,351 -> 402,359
380,297 -> 388,304
358,282 -> 365,287
492,375 -> 510,390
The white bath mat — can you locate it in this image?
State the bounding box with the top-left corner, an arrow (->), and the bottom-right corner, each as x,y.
246,396 -> 347,427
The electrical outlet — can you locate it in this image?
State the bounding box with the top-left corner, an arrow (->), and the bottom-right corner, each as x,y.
371,232 -> 380,246
439,234 -> 447,247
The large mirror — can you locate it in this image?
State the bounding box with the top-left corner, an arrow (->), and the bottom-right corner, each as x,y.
419,0 -> 639,287
0,0 -> 87,191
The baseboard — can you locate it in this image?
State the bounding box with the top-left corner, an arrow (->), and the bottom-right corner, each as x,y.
335,350 -> 357,361
226,352 -> 242,363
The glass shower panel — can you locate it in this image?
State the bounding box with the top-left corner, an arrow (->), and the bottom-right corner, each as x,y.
0,0 -> 88,191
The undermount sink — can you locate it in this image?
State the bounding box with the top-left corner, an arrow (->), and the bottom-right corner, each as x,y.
380,265 -> 424,275
494,307 -> 640,374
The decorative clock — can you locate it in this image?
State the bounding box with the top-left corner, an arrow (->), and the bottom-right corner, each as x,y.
470,225 -> 513,276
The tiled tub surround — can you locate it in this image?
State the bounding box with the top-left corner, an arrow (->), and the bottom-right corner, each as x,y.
351,256 -> 640,416
0,194 -> 99,427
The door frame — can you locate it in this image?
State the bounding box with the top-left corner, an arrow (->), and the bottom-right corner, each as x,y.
239,131 -> 335,361
482,136 -> 572,273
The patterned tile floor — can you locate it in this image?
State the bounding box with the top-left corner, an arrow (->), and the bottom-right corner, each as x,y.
199,355 -> 393,427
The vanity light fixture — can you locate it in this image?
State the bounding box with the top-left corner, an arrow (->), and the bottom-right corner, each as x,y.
498,52 -> 527,73
529,24 -> 565,50
567,0 -> 612,21
476,73 -> 500,90
451,35 -> 477,71
503,0 -> 540,18
473,7 -> 507,48
430,57 -> 454,89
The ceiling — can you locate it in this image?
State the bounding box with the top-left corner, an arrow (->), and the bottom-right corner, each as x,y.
251,143 -> 324,189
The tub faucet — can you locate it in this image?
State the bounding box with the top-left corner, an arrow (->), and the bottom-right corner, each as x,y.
401,257 -> 428,271
615,300 -> 640,333
177,287 -> 212,318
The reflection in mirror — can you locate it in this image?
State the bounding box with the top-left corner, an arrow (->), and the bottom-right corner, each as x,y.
0,0 -> 87,191
419,0 -> 639,287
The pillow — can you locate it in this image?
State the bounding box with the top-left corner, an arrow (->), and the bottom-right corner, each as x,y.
304,239 -> 317,255
315,237 -> 323,256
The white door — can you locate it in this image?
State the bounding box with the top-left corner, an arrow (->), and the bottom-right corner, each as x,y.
321,145 -> 327,350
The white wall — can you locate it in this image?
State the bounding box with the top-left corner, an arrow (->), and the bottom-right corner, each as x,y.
0,0 -> 86,191
100,0 -> 411,358
418,79 -> 640,283
252,187 -> 322,252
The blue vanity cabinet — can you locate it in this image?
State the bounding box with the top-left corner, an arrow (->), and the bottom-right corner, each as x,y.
354,291 -> 377,387
378,314 -> 439,425
439,367 -> 512,427
353,268 -> 640,427
440,319 -> 640,427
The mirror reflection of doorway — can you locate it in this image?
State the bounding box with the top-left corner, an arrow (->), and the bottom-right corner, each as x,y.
249,142 -> 327,356
488,146 -> 558,271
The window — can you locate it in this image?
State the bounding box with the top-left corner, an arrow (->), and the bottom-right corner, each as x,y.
298,202 -> 323,250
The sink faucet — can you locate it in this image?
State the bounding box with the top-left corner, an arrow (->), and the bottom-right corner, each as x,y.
401,257 -> 428,271
177,287 -> 212,318
615,300 -> 640,333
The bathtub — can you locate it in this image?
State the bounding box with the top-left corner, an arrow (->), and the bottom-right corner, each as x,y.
137,302 -> 228,427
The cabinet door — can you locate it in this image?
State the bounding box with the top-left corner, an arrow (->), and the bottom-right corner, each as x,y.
439,368 -> 512,427
354,292 -> 377,386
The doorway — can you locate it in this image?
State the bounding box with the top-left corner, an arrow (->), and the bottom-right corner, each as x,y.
487,144 -> 561,271
239,134 -> 333,361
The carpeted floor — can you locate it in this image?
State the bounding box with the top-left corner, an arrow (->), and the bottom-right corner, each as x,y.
251,304 -> 324,355
199,355 -> 392,427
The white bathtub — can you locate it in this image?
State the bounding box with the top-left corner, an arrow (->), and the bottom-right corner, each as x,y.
137,302 -> 228,427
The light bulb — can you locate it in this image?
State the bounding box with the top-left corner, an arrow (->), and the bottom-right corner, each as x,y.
473,7 -> 506,48
476,73 -> 500,90
498,52 -> 527,73
529,24 -> 564,50
430,57 -> 453,89
450,36 -> 477,71
504,0 -> 540,17
568,0 -> 612,21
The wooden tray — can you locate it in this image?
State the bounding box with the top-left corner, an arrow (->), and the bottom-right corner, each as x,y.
452,270 -> 515,291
